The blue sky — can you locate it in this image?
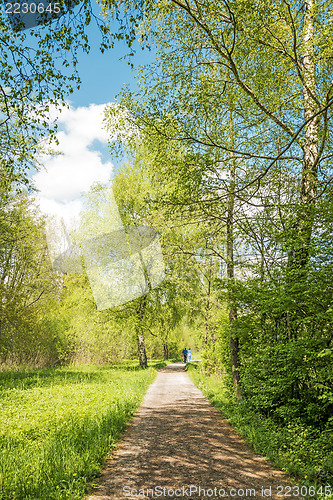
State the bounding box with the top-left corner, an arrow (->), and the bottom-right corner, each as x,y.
69,18 -> 143,107
32,1 -> 152,227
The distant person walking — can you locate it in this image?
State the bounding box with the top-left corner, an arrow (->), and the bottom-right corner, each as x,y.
182,347 -> 188,363
187,348 -> 192,362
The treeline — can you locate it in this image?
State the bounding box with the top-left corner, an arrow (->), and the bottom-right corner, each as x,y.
101,0 -> 333,480
0,0 -> 198,367
0,187 -> 198,367
1,0 -> 332,480
0,195 -> 186,366
0,0 -> 125,365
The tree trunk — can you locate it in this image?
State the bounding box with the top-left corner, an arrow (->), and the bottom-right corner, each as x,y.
227,105 -> 242,399
204,264 -> 211,346
295,0 -> 318,269
163,344 -> 169,360
136,295 -> 148,368
284,0 -> 319,342
204,322 -> 208,347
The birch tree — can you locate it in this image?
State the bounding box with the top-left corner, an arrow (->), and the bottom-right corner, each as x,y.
103,0 -> 333,397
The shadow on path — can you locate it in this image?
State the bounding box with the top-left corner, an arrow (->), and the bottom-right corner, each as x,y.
86,363 -> 304,500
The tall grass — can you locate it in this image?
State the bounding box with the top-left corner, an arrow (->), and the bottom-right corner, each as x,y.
0,361 -> 163,499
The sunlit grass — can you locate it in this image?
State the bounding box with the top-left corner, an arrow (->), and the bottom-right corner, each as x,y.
0,361 -> 163,499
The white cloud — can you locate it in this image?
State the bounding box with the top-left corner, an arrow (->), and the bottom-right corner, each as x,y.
56,104 -> 110,143
33,103 -> 114,225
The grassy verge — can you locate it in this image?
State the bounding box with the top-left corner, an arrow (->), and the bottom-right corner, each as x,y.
187,363 -> 333,500
0,360 -> 165,500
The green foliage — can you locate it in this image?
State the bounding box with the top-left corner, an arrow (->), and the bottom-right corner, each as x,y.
102,0 -> 333,477
0,194 -> 63,367
199,307 -> 230,377
54,272 -> 140,364
0,0 -> 112,190
234,198 -> 333,429
0,362 -> 161,499
240,338 -> 333,428
189,367 -> 333,492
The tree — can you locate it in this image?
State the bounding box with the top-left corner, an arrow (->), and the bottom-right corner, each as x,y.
54,272 -> 139,364
0,194 -> 63,365
110,164 -> 164,367
63,179 -> 155,367
0,1 -> 112,191
102,0 -> 333,405
108,151 -> 204,364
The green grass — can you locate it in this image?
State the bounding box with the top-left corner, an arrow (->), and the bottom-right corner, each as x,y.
187,363 -> 333,500
0,360 -> 165,500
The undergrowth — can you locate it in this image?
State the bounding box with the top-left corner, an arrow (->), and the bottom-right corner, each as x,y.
187,363 -> 333,500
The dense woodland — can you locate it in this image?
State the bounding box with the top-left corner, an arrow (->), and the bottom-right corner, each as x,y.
0,0 -> 332,487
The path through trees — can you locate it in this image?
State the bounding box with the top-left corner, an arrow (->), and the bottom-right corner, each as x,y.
86,364 -> 304,500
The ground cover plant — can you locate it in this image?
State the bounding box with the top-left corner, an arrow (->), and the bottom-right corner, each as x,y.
187,363 -> 333,500
0,361 -> 164,500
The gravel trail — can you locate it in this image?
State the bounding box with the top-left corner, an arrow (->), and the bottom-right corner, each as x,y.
86,363 -> 303,500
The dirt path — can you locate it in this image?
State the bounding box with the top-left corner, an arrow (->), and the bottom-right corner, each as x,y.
86,363 -> 304,500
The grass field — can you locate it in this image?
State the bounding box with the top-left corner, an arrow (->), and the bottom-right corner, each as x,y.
0,361 -> 165,500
